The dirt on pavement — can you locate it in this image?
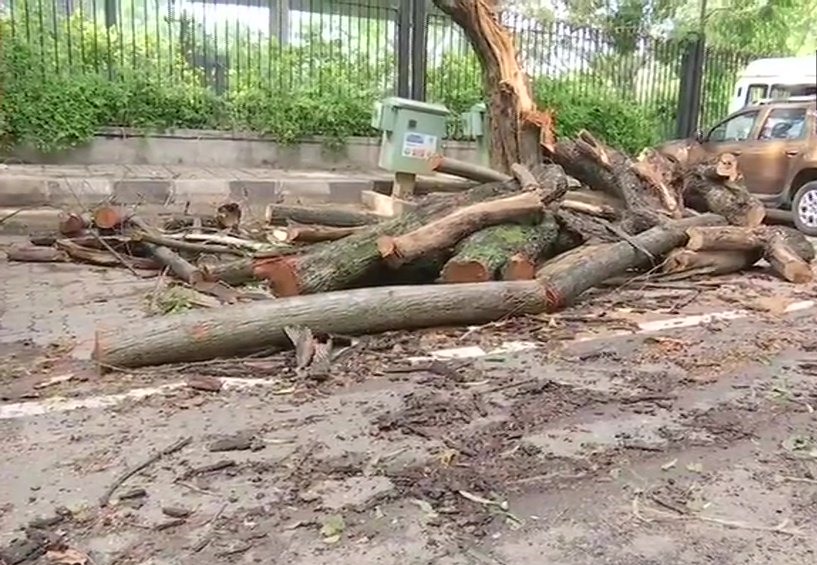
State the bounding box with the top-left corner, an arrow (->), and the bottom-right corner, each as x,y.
3,254 -> 817,564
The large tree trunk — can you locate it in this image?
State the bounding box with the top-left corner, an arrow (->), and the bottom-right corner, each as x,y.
536,214 -> 725,309
255,177 -> 527,296
764,231 -> 813,283
439,216 -> 560,282
682,155 -> 765,227
433,0 -> 548,171
93,280 -> 550,369
685,226 -> 766,251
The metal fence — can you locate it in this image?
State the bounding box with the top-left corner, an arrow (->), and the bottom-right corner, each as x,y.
1,0 -> 771,141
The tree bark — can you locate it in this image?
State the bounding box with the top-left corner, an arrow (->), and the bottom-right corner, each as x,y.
6,245 -> 69,263
764,232 -> 813,283
685,226 -> 766,251
682,160 -> 765,227
265,204 -> 378,227
662,248 -> 761,276
429,154 -> 511,184
270,224 -> 366,243
92,280 -> 551,369
536,214 -> 725,309
59,212 -> 91,236
54,239 -> 160,270
440,217 -> 559,282
432,0 -> 548,171
256,177 -> 524,296
377,190 -> 547,268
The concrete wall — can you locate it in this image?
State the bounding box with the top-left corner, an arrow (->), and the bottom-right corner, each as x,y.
5,128 -> 481,170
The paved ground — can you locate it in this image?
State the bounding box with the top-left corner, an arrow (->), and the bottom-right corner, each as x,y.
3,241 -> 817,564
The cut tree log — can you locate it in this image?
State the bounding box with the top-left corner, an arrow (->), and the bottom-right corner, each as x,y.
94,205 -> 128,230
378,164 -> 568,268
216,202 -> 242,230
132,231 -> 247,256
685,226 -> 766,251
265,204 -> 378,227
432,0 -> 550,171
762,208 -> 794,227
536,214 -> 725,309
378,191 -> 547,268
429,155 -> 512,184
542,129 -> 664,232
764,231 -> 813,283
6,245 -> 69,263
270,224 -> 366,243
55,240 -> 160,270
662,248 -> 761,277
682,156 -> 765,227
59,212 -> 90,236
254,175 -> 528,295
632,148 -> 683,218
440,218 -> 558,283
92,280 -> 552,369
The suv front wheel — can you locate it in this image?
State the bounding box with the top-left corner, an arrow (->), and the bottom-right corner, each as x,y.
791,181 -> 817,237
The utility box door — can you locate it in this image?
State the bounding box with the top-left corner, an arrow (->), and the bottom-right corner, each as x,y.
375,97 -> 450,174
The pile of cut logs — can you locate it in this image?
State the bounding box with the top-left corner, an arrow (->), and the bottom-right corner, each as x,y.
6,127 -> 813,370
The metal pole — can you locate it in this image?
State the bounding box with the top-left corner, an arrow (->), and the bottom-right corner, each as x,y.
396,0 -> 411,98
410,0 -> 428,101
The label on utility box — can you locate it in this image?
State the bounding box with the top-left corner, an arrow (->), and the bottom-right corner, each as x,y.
401,132 -> 437,159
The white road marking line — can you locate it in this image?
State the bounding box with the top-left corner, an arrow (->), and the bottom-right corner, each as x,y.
2,300 -> 814,420
0,377 -> 283,420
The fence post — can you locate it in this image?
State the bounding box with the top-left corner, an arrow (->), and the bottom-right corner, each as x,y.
410,0 -> 428,101
675,34 -> 706,139
104,0 -> 117,27
397,0 -> 412,98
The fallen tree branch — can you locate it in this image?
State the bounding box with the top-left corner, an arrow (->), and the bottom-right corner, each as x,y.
265,204 -> 378,227
100,436 -> 192,506
269,224 -> 366,243
132,231 -> 246,256
429,154 -> 513,184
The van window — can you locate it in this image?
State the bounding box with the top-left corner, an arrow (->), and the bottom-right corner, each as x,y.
746,84 -> 768,105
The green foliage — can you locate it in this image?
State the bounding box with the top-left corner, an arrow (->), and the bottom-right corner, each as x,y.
533,77 -> 662,155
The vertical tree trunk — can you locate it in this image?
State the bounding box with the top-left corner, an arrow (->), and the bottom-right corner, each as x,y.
433,0 -> 548,172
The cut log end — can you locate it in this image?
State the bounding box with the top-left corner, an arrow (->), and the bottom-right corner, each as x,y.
59,212 -> 89,236
440,261 -> 492,283
376,236 -> 401,266
743,202 -> 767,228
253,258 -> 301,297
94,206 -> 126,230
502,255 -> 536,280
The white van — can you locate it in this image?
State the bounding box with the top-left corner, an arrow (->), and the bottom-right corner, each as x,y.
729,56 -> 816,113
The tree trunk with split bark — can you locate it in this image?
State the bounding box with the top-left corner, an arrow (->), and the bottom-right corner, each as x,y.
682,154 -> 765,227
432,0 -> 549,171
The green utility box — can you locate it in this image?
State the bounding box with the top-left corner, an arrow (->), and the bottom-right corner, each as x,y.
372,97 -> 450,174
461,102 -> 489,166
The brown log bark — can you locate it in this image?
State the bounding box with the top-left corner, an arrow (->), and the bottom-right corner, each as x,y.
59,212 -> 90,236
432,0 -> 548,171
127,216 -> 207,283
412,177 -> 478,195
685,226 -> 766,251
270,224 -> 366,243
536,214 -> 725,309
162,215 -> 224,232
632,148 -> 683,218
132,231 -> 247,256
55,239 -> 160,270
6,245 -> 69,263
542,129 -> 664,232
216,202 -> 242,230
265,204 -> 377,227
440,217 -> 560,282
255,174 -> 528,295
682,157 -> 765,227
662,248 -> 761,276
377,192 -> 543,268
378,167 -> 568,268
92,280 -> 551,369
764,232 -> 813,283
429,155 -> 512,184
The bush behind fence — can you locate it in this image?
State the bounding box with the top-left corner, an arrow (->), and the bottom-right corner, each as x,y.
0,0 -> 765,155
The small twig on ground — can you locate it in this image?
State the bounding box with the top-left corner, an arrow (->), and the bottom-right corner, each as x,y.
632,494 -> 804,536
0,207 -> 30,225
100,436 -> 192,507
190,502 -> 228,553
480,377 -> 538,395
148,267 -> 169,313
780,475 -> 817,486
